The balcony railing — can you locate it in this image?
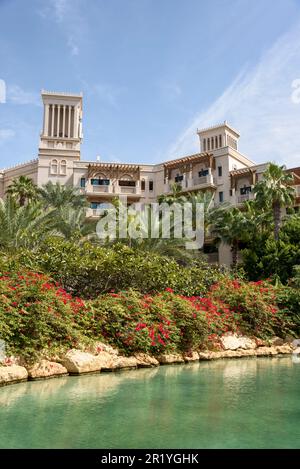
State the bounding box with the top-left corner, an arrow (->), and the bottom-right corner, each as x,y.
86,208 -> 102,218
120,186 -> 136,194
91,185 -> 110,193
164,174 -> 214,193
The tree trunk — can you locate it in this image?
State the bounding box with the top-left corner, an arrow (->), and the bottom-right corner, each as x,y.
19,195 -> 26,207
231,239 -> 239,269
273,201 -> 281,241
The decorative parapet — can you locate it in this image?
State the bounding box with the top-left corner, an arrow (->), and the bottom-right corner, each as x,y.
41,89 -> 83,98
0,158 -> 38,173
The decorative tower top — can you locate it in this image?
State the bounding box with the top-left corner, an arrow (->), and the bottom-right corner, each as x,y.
39,90 -> 83,160
197,121 -> 240,152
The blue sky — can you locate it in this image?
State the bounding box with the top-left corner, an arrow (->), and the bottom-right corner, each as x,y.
1,0 -> 300,168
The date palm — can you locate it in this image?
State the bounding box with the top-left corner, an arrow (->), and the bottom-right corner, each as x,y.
0,196 -> 55,251
39,181 -> 88,209
254,163 -> 295,241
54,206 -> 97,243
210,206 -> 249,268
6,175 -> 38,206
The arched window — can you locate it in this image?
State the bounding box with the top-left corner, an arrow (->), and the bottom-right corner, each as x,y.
50,159 -> 58,175
60,160 -> 67,175
141,179 -> 146,191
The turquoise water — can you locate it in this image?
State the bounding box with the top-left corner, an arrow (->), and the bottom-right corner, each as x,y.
0,357 -> 300,448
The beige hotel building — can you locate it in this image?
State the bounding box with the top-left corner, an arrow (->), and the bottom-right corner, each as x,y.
1,90 -> 300,265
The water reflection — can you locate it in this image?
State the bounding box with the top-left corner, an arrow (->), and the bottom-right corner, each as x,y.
0,357 -> 299,448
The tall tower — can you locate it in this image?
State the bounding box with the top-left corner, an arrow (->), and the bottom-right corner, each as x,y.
39,90 -> 83,161
197,121 -> 240,153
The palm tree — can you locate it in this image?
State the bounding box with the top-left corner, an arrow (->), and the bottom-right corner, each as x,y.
54,206 -> 97,242
0,197 -> 56,251
6,175 -> 38,206
39,181 -> 88,209
254,163 -> 295,241
103,200 -> 196,264
157,182 -> 186,205
210,206 -> 249,268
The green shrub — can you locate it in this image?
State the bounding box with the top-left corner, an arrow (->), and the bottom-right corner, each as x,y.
13,239 -> 223,298
0,271 -> 88,361
87,289 -> 208,355
276,285 -> 300,335
209,278 -> 289,338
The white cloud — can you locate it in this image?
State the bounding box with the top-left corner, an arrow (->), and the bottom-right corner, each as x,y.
168,20 -> 300,168
38,0 -> 83,57
51,0 -> 68,23
0,129 -> 15,145
7,85 -> 40,106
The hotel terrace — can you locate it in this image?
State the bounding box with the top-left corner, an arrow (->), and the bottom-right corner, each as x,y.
1,90 -> 299,265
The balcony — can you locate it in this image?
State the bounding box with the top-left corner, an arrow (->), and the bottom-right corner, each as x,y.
85,184 -> 113,195
86,208 -> 102,218
164,174 -> 215,193
114,185 -> 141,196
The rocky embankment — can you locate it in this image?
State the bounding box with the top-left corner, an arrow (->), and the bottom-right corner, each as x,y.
1,334 -> 299,387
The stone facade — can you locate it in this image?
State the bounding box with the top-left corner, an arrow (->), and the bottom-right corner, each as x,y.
1,91 -> 299,266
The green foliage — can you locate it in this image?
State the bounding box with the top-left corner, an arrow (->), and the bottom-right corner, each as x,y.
38,181 -> 88,209
87,289 -> 208,355
276,282 -> 300,334
0,271 -> 87,362
0,197 -> 56,252
242,214 -> 300,282
254,162 -> 295,241
14,238 -> 224,298
6,175 -> 39,207
209,278 -> 289,338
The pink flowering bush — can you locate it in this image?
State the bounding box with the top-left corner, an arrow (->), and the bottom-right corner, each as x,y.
0,269 -> 293,362
88,289 -> 207,355
0,271 -> 88,361
208,279 -> 288,338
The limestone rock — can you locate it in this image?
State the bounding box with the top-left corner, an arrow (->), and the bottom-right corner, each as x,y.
256,346 -> 278,356
134,353 -> 159,368
183,351 -> 200,362
60,349 -> 102,374
27,360 -> 68,380
90,341 -> 119,356
276,345 -> 292,354
157,353 -> 185,365
0,365 -> 28,386
93,351 -> 117,370
113,356 -> 138,370
199,352 -> 213,360
221,333 -> 257,350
